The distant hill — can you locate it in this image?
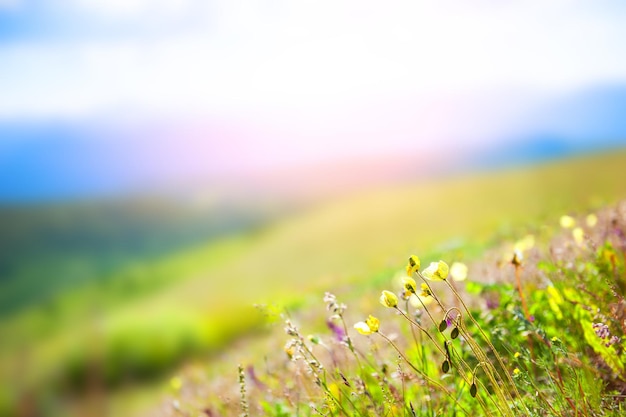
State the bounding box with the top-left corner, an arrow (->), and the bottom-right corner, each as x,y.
461,85 -> 626,169
2,85 -> 626,203
0,196 -> 277,316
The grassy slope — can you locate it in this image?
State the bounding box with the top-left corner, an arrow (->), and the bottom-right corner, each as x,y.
2,150 -> 626,415
0,196 -> 272,316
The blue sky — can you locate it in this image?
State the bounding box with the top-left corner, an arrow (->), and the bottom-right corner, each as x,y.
1,1 -> 626,200
2,1 -> 626,121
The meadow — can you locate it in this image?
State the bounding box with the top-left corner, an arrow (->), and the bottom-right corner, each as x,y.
188,202 -> 626,417
1,150 -> 626,416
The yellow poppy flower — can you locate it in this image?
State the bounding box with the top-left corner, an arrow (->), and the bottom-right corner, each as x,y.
354,321 -> 372,335
450,262 -> 468,281
402,276 -> 417,294
586,213 -> 598,227
406,255 -> 421,276
170,376 -> 182,391
573,227 -> 584,246
380,290 -> 399,308
365,315 -> 380,333
422,260 -> 449,281
560,215 -> 575,229
409,292 -> 434,308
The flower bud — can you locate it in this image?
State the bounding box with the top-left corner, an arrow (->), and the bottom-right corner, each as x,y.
406,255 -> 421,276
402,277 -> 417,294
438,319 -> 448,332
380,290 -> 399,308
451,327 -> 459,339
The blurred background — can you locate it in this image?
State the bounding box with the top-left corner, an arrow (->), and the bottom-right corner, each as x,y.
1,1 -> 626,416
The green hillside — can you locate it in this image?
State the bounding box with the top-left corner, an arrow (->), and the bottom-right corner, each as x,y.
2,150 -> 626,416
0,196 -> 275,315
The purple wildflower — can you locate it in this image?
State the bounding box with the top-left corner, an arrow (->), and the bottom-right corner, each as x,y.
485,293 -> 500,310
246,365 -> 266,390
326,319 -> 346,342
593,322 -> 610,339
607,335 -> 620,347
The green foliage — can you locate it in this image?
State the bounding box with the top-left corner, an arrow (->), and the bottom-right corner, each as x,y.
0,199 -> 270,315
3,151 -> 626,416
260,400 -> 295,417
178,202 -> 626,416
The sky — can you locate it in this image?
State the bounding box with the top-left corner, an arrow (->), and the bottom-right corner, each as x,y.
1,1 -> 626,200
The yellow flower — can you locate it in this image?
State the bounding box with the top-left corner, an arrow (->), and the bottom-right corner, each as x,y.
572,227 -> 584,246
406,255 -> 421,276
420,283 -> 432,297
354,316 -> 379,335
547,285 -> 564,319
170,376 -> 182,391
402,276 -> 417,294
450,262 -> 468,281
284,343 -> 295,359
380,290 -> 399,308
514,352 -> 521,359
422,260 -> 449,281
409,292 -> 434,308
514,234 -> 535,252
354,321 -> 373,335
513,368 -> 521,376
560,215 -> 575,229
586,213 -> 598,227
327,383 -> 340,409
366,315 -> 380,333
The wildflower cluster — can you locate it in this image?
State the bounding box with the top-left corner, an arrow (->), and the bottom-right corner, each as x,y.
592,322 -> 620,347
347,254 -> 528,416
222,205 -> 626,417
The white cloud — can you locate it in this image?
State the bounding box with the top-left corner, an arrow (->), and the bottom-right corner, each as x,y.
68,0 -> 195,20
1,0 -> 626,121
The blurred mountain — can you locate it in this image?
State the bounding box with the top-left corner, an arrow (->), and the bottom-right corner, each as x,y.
0,196 -> 279,316
2,85 -> 626,202
531,85 -> 626,142
466,85 -> 626,169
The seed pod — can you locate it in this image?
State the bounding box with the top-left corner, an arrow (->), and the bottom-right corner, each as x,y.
451,327 -> 459,339
340,372 -> 350,387
441,360 -> 450,373
381,364 -> 388,375
439,319 -> 448,332
470,382 -> 477,397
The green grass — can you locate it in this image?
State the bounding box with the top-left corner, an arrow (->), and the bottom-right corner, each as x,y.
195,213 -> 626,416
1,150 -> 626,416
0,196 -> 272,315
